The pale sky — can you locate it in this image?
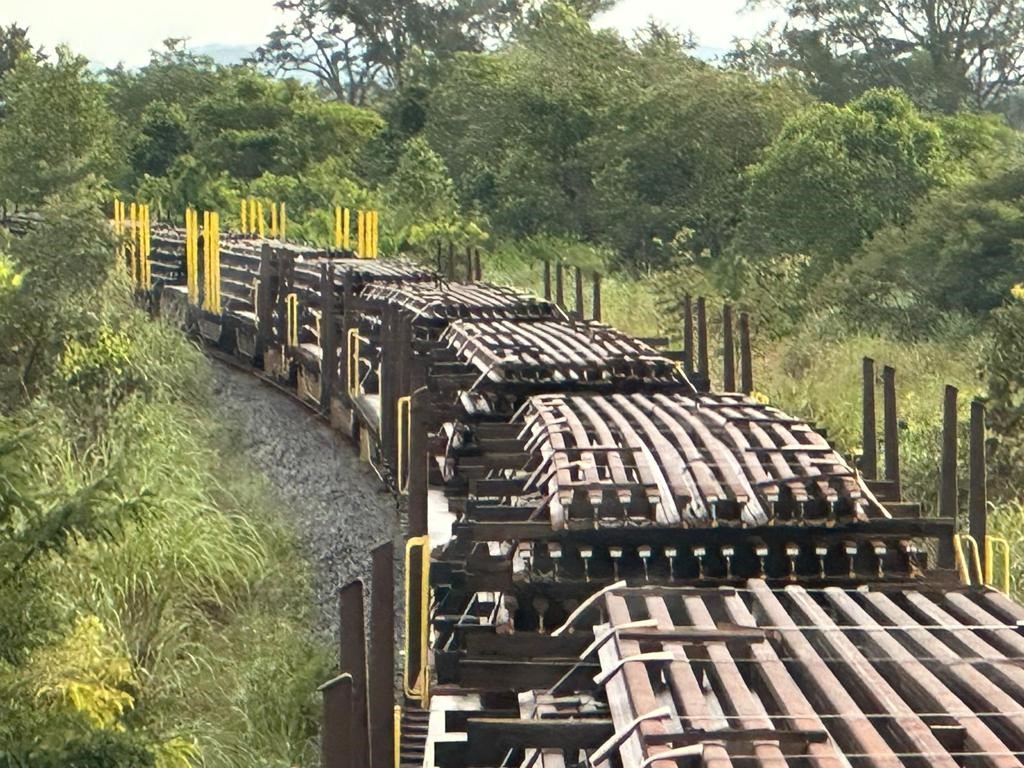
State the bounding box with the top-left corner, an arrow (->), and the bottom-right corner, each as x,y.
1,1 -> 778,69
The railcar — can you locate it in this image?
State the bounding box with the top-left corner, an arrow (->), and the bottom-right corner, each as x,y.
136,216 -> 1023,768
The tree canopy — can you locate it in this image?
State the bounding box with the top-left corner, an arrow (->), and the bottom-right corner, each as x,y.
740,0 -> 1024,113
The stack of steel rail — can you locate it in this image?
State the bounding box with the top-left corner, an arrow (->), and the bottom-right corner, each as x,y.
425,582 -> 1024,767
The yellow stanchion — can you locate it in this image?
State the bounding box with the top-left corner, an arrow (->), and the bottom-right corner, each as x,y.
248,198 -> 256,236
342,207 -> 350,250
257,201 -> 265,239
270,202 -> 278,239
141,204 -> 150,289
129,202 -> 138,285
985,535 -> 1012,594
185,209 -> 196,304
393,706 -> 402,768
403,536 -> 431,707
372,210 -> 380,258
334,205 -> 342,248
396,395 -> 411,493
240,199 -> 248,234
280,202 -> 287,242
286,293 -> 298,347
202,210 -> 211,311
347,327 -> 361,397
357,210 -> 366,258
212,211 -> 221,313
954,533 -> 984,586
113,198 -> 123,267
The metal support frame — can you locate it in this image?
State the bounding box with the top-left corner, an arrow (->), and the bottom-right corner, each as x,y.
339,581 -> 370,767
882,365 -> 900,497
320,263 -> 338,407
862,358 -> 877,480
682,295 -> 693,374
722,304 -> 735,392
319,674 -> 354,768
369,542 -> 396,768
404,536 -> 431,708
574,266 -> 585,321
696,297 -> 708,380
969,400 -> 987,577
739,311 -> 753,395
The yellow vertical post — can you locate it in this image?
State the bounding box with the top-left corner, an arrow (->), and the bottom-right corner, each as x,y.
129,202 -> 138,285
241,199 -> 248,234
334,205 -> 342,248
256,201 -> 265,239
113,198 -> 122,266
203,210 -> 211,311
372,210 -> 379,258
212,211 -> 221,313
184,209 -> 193,304
270,202 -> 278,239
342,207 -> 351,250
358,210 -> 366,258
191,208 -> 200,305
247,198 -> 255,236
141,204 -> 150,289
280,202 -> 287,242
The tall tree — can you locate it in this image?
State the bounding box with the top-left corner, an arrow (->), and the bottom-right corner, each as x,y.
739,0 -> 1024,112
0,47 -> 114,205
255,0 -> 563,103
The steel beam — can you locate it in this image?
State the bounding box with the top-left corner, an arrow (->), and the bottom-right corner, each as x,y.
882,364 -> 899,495
862,358 -> 877,479
969,400 -> 987,576
338,581 -> 370,767
369,542 -> 396,768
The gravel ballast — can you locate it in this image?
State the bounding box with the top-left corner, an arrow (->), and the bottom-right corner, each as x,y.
209,363 -> 400,639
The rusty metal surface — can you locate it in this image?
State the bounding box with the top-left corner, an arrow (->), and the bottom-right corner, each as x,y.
590,582 -> 1024,768
515,392 -> 879,529
441,319 -> 682,384
361,281 -> 562,323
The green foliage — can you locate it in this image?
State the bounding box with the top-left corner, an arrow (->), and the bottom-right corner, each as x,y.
738,89 -> 950,268
835,161 -> 1024,332
0,184 -> 327,766
742,0 -> 1024,113
0,48 -> 115,205
129,102 -> 191,178
984,294 -> 1024,497
424,6 -> 804,267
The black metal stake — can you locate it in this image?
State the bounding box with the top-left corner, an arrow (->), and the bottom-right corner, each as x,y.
882,365 -> 900,498
338,581 -> 369,767
862,358 -> 877,480
739,311 -> 753,395
969,400 -> 987,578
722,304 -> 735,392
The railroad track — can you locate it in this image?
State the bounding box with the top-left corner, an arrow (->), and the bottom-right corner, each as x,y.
125,216 -> 1023,768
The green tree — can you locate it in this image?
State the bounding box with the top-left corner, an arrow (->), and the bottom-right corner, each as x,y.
737,89 -> 951,269
0,48 -> 114,205
256,0 -> 541,103
128,101 -> 191,178
589,57 -> 804,262
835,158 -> 1024,328
740,0 -> 1024,112
426,3 -> 634,240
190,67 -> 383,180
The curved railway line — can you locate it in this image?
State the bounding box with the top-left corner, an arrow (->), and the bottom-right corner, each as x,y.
115,210 -> 1024,768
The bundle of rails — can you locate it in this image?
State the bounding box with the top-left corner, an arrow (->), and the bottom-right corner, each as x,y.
106,205 -> 1022,768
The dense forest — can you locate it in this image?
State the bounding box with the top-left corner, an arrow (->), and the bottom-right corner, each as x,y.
3,0 -> 1024,764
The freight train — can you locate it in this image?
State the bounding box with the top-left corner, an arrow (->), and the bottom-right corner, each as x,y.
131,208 -> 1024,768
